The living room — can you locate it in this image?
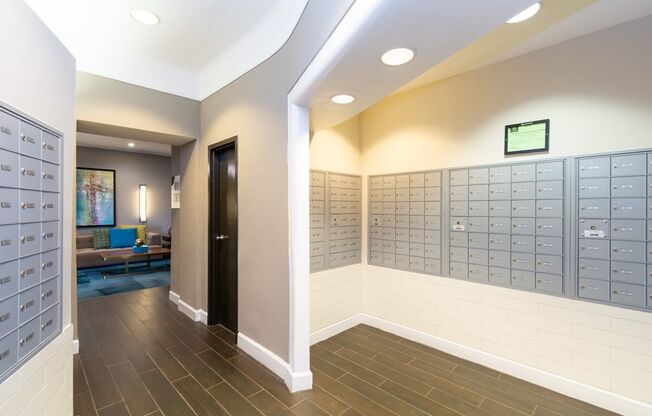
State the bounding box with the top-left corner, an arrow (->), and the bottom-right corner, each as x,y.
75,133 -> 173,299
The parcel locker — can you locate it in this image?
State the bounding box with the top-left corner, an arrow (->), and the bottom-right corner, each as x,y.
0,188 -> 18,225
19,190 -> 40,223
511,164 -> 536,182
0,260 -> 18,301
0,111 -> 19,153
0,295 -> 18,338
18,121 -> 41,159
0,150 -> 19,189
611,176 -> 646,198
41,132 -> 59,165
39,305 -> 58,342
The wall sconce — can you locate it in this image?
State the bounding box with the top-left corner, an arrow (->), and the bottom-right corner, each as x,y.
139,184 -> 147,222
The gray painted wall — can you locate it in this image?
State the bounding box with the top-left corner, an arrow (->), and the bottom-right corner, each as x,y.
77,146 -> 172,234
171,0 -> 355,362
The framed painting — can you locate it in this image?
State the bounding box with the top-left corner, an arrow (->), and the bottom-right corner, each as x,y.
76,168 -> 116,227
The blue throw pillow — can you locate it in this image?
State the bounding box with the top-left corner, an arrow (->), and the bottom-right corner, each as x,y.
109,228 -> 136,248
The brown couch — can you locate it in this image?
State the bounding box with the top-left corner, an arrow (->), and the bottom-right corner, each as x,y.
76,232 -> 162,269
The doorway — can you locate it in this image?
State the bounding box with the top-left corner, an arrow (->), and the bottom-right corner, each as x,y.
208,137 -> 238,332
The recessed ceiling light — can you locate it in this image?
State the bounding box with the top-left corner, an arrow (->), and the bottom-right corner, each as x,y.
128,142 -> 135,148
381,48 -> 415,66
130,9 -> 159,26
507,2 -> 541,24
331,94 -> 355,104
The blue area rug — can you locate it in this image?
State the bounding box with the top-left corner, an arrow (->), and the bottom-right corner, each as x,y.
77,260 -> 170,300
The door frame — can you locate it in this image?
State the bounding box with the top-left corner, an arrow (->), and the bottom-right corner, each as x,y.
207,136 -> 238,328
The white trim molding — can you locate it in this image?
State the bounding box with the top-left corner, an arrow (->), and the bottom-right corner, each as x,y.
238,332 -> 312,392
310,313 -> 652,416
169,290 -> 208,324
72,339 -> 79,355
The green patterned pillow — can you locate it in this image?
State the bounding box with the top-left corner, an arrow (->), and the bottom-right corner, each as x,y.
92,229 -> 110,249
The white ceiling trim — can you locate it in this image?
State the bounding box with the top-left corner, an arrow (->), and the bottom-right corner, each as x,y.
25,0 -> 309,101
199,0 -> 309,100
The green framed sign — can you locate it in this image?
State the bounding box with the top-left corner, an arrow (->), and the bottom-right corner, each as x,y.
504,119 -> 549,155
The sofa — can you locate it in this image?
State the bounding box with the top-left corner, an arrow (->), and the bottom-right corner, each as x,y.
76,231 -> 163,269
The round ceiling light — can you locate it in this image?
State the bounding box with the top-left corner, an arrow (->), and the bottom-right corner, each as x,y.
381,48 -> 415,66
128,142 -> 135,148
331,94 -> 355,105
507,2 -> 541,24
130,9 -> 160,26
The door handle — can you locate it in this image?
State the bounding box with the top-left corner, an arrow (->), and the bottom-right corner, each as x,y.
215,235 -> 230,240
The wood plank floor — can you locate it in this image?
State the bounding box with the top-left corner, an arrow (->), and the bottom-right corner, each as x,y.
74,286 -> 620,416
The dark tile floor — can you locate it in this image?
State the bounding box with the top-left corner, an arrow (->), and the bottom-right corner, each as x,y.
74,286 -> 619,416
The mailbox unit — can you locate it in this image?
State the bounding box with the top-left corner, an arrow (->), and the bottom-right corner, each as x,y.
0,103 -> 62,381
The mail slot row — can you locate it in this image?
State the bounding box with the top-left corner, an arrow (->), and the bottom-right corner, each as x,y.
329,174 -> 361,190
579,198 -> 650,219
369,187 -> 442,202
370,240 -> 441,258
579,153 -> 652,178
450,232 -> 563,254
450,199 -> 563,218
450,263 -> 563,292
330,188 -> 361,202
311,226 -> 361,243
369,252 -> 442,274
0,189 -> 59,225
579,176 -> 652,198
370,201 -> 441,216
370,227 -> 441,243
370,172 -> 442,189
0,302 -> 59,377
0,222 -> 60,263
579,279 -> 651,309
0,151 -> 60,192
370,214 -> 443,229
450,161 -> 564,185
311,239 -> 361,256
450,217 -> 563,236
0,249 -> 59,301
579,219 -> 652,241
578,238 -> 652,263
0,110 -> 60,165
450,181 -> 564,201
312,200 -> 362,215
451,247 -> 562,273
578,259 -> 652,285
0,276 -> 59,340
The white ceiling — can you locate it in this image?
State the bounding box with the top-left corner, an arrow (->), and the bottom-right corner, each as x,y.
309,0 -> 652,129
77,133 -> 172,156
24,0 -> 309,100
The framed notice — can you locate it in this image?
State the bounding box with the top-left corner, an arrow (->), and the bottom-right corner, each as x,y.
504,119 -> 549,155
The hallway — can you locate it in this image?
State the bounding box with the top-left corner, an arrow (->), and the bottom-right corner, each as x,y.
74,286 -> 617,416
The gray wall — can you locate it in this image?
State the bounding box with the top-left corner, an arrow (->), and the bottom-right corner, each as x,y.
171,0 -> 355,362
77,146 -> 171,234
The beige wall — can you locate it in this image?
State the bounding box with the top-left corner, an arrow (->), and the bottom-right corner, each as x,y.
348,15 -> 652,405
76,71 -> 200,144
77,146 -> 172,234
170,0 -> 355,361
0,0 -> 76,413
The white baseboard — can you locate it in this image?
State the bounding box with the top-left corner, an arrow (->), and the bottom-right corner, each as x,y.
309,314 -> 365,345
237,332 -> 312,393
311,313 -> 652,416
72,339 -> 79,355
169,290 -> 208,324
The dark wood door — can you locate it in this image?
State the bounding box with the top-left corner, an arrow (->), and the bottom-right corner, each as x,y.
208,139 -> 238,332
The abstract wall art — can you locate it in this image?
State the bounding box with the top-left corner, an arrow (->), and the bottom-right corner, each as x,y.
76,168 -> 116,227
